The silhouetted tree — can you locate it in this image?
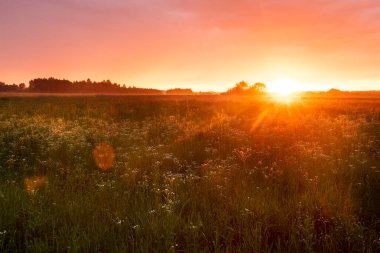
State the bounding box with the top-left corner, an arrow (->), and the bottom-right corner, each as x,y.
225,81 -> 249,94
18,83 -> 26,90
0,81 -> 19,92
253,82 -> 267,93
224,81 -> 267,95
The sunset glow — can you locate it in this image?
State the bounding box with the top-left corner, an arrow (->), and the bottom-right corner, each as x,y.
272,93 -> 298,104
1,1 -> 380,91
268,78 -> 303,95
2,1 -> 380,250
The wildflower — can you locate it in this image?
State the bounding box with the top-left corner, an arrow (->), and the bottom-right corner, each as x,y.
114,218 -> 125,225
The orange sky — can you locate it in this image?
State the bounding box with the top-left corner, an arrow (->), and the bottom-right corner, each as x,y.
1,0 -> 380,91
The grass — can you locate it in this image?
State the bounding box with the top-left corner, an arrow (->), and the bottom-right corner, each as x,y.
0,95 -> 379,252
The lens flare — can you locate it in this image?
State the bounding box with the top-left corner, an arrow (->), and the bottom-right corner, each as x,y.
92,142 -> 115,171
24,176 -> 48,195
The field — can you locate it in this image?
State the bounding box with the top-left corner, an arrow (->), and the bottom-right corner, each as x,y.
0,95 -> 379,252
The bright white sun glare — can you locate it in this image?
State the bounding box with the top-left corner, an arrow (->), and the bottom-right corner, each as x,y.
268,78 -> 302,96
268,78 -> 302,103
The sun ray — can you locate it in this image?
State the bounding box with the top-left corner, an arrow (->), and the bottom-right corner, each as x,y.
250,108 -> 270,132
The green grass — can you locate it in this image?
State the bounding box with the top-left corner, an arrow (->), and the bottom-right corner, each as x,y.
0,95 -> 379,252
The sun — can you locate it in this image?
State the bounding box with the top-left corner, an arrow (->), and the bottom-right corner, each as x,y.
268,78 -> 302,103
268,78 -> 301,96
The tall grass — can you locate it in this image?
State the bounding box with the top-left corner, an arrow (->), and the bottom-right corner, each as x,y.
0,96 -> 379,252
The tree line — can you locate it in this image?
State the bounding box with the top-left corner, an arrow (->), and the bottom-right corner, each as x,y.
0,82 -> 25,92
28,78 -> 163,94
0,78 -> 202,95
0,78 -> 270,95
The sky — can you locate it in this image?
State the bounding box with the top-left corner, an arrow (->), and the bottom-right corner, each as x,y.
1,0 -> 380,91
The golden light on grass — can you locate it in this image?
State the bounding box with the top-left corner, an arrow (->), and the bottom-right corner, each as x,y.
24,176 -> 48,195
250,108 -> 270,132
92,142 -> 115,171
272,93 -> 297,104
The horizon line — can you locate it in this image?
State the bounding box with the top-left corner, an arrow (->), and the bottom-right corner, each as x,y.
1,77 -> 379,93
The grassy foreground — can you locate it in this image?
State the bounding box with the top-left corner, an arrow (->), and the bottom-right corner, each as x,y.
0,95 -> 379,252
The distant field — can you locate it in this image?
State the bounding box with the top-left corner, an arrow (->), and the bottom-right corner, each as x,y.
0,95 -> 379,252
0,93 -> 164,97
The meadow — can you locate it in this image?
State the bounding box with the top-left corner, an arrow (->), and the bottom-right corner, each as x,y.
0,95 -> 379,252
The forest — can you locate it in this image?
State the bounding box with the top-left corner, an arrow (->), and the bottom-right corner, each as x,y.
0,78 -> 163,94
